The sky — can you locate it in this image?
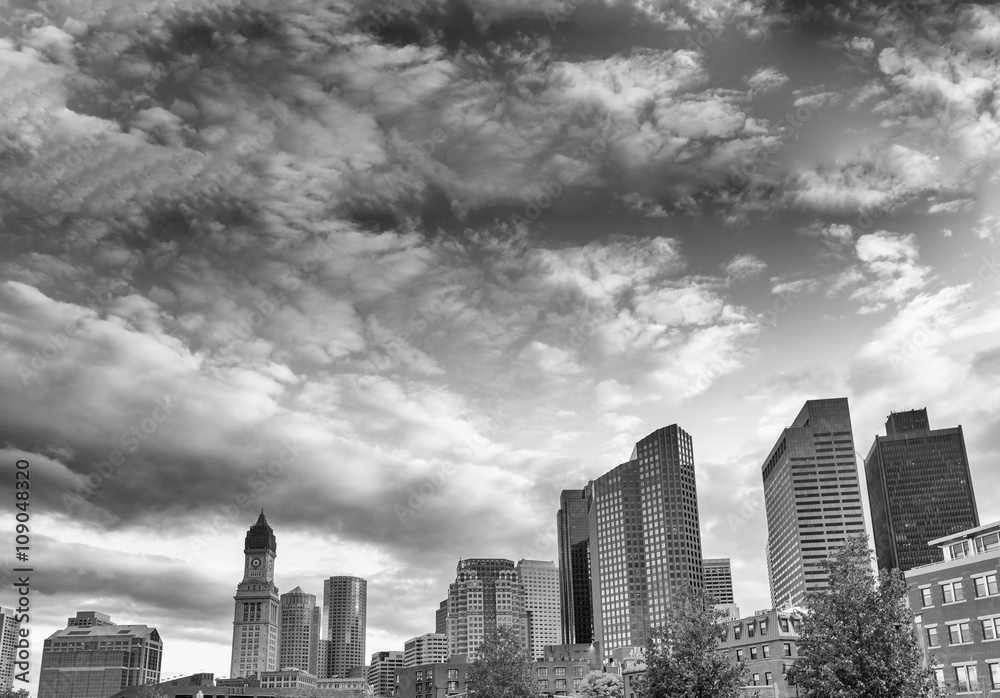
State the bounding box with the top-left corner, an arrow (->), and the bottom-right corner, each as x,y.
1,0 -> 1000,693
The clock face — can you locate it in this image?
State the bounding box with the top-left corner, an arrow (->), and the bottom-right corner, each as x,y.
251,557 -> 262,568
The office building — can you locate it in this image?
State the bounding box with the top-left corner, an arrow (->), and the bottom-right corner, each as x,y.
66,611 -> 114,628
279,587 -> 319,675
557,489 -> 593,645
231,510 -> 281,678
704,558 -> 735,604
718,608 -> 803,698
435,600 -> 448,636
446,559 -> 528,660
516,559 -> 562,660
762,398 -> 866,607
0,607 -> 21,691
403,634 -> 447,667
907,521 -> 1000,693
366,651 -> 403,697
323,576 -> 367,678
865,408 -> 979,572
588,424 -> 705,655
39,618 -> 162,698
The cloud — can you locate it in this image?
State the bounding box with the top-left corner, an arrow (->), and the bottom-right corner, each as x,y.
724,253 -> 767,280
745,67 -> 788,93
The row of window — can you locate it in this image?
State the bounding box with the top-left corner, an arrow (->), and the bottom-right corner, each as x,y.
934,662 -> 1000,693
732,616 -> 793,640
920,574 -> 999,607
926,617 -> 1000,647
735,643 -> 794,661
537,679 -> 581,689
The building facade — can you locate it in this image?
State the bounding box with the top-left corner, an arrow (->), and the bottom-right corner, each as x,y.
0,607 -> 21,691
109,673 -> 372,698
907,521 -> 1000,693
39,620 -> 163,698
517,559 -> 562,660
762,398 -> 866,607
557,488 -> 593,645
446,559 -> 528,660
231,510 -> 281,678
865,408 -> 980,573
435,600 -> 448,636
367,651 -> 403,697
259,669 -> 317,689
394,657 -> 468,698
704,558 -> 735,604
279,586 -> 319,675
403,634 -> 447,668
718,608 -> 803,698
323,576 -> 368,678
588,425 -> 705,658
67,612 -> 114,628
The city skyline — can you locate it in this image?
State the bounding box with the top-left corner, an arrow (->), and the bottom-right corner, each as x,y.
3,0 -> 1000,696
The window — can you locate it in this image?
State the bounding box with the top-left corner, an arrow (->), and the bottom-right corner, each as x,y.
926,626 -> 939,647
760,620 -> 768,636
751,673 -> 760,686
748,622 -> 756,638
950,541 -> 970,559
779,617 -> 789,633
982,617 -> 1000,640
555,679 -> 567,689
955,665 -> 978,692
975,574 -> 999,598
948,621 -> 972,644
734,624 -> 742,640
990,663 -> 1000,690
537,668 -> 548,678
554,668 -> 566,677
573,679 -> 582,689
574,667 -> 584,677
736,649 -> 744,662
447,681 -> 459,692
976,532 -> 1000,554
762,645 -> 770,658
920,588 -> 933,607
783,643 -> 792,657
942,581 -> 965,604
537,680 -> 548,690
416,671 -> 424,681
765,672 -> 773,686
447,670 -> 458,680
750,647 -> 758,660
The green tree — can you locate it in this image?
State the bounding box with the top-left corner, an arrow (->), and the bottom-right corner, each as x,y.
576,671 -> 622,698
635,587 -> 748,698
466,625 -> 536,698
0,689 -> 31,698
790,534 -> 943,698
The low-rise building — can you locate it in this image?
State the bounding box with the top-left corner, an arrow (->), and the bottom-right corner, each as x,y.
260,669 -> 318,689
110,673 -> 372,698
907,521 -> 1000,693
718,608 -> 802,698
394,657 -> 468,698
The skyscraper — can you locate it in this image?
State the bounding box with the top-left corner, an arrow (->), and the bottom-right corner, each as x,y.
279,587 -> 319,674
435,599 -> 448,636
703,558 -> 735,604
366,651 -> 403,697
557,489 -> 593,645
762,398 -> 866,607
323,576 -> 367,678
39,615 -> 162,698
589,424 -> 705,654
446,558 -> 528,661
403,633 -> 448,667
231,511 -> 280,679
865,408 -> 980,573
0,607 -> 21,691
516,559 -> 562,660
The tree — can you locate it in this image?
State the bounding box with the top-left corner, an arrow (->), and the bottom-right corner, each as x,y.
466,625 -> 536,698
635,587 -> 748,698
576,671 -> 622,698
0,689 -> 31,698
789,534 -> 943,698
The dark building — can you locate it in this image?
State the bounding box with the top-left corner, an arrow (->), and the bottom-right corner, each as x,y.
762,398 -> 866,607
323,576 -> 368,678
864,408 -> 979,572
589,425 -> 705,656
434,599 -> 448,636
704,558 -> 735,604
394,657 -> 469,698
557,489 -> 593,645
906,521 -> 1000,693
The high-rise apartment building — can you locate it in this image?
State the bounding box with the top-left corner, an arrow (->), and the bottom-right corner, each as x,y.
367,651 -> 403,697
762,398 -> 866,607
865,408 -> 979,573
403,633 -> 448,667
447,559 -> 528,661
231,511 -> 281,679
588,424 -> 705,655
322,576 -> 367,678
557,489 -> 593,645
39,616 -> 162,698
435,600 -> 448,636
279,587 -> 319,674
704,558 -> 735,604
516,559 -> 562,660
0,607 -> 21,691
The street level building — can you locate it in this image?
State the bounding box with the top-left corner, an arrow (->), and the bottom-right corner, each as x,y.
762,398 -> 866,607
39,619 -> 163,698
323,577 -> 367,678
557,489 -> 593,645
865,408 -> 979,573
403,634 -> 447,668
0,606 -> 21,691
718,608 -> 803,698
367,651 -> 403,697
279,587 -> 320,675
516,559 -> 562,660
907,521 -> 1000,693
231,510 -> 281,678
109,673 -> 372,698
446,559 -> 528,660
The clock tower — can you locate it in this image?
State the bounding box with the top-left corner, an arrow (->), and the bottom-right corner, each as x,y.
230,510 -> 280,679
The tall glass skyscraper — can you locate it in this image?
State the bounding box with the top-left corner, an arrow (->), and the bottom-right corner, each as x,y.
588,424 -> 704,656
864,408 -> 979,572
557,489 -> 593,645
323,576 -> 367,678
762,398 -> 867,607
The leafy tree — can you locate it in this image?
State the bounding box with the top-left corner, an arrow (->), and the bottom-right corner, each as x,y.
635,587 -> 748,698
789,534 -> 943,698
576,671 -> 622,698
0,689 -> 31,698
466,625 -> 536,698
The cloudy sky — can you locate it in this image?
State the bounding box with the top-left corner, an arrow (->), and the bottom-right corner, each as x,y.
2,0 -> 1000,691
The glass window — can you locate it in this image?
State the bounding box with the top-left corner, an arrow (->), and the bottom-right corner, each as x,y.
955,665 -> 978,693
748,622 -> 756,638
941,581 -> 965,604
765,672 -> 773,686
762,645 -> 770,658
975,574 -> 999,598
778,617 -> 789,633
920,588 -> 933,607
537,680 -> 548,690
752,673 -> 760,686
537,668 -> 548,678
734,624 -> 742,640
982,617 -> 1000,641
447,670 -> 458,680
783,642 -> 792,657
736,649 -> 744,662
574,667 -> 584,677
934,668 -> 945,687
976,532 -> 1000,554
760,620 -> 768,636
554,668 -> 566,677
573,679 -> 582,689
990,663 -> 1000,690
555,679 -> 566,689
926,626 -> 939,647
447,681 -> 459,692
950,541 -> 970,559
948,622 -> 972,644
750,647 -> 758,660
